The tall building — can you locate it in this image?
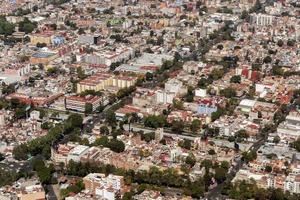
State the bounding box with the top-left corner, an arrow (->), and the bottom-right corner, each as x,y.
284,175 -> 300,194
250,13 -> 274,26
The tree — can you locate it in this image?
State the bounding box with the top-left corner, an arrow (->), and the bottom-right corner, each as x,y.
93,136 -> 109,147
150,30 -> 154,37
100,126 -> 110,135
198,78 -> 209,89
18,18 -> 37,34
273,136 -> 280,144
67,113 -> 83,128
13,144 -> 29,160
185,153 -> 196,167
211,107 -> 225,121
109,139 -> 125,153
287,39 -> 295,47
0,153 -> 5,161
277,39 -> 284,47
210,68 -> 224,80
171,120 -> 184,134
201,159 -> 213,170
272,65 -> 284,76
173,99 -> 184,110
15,107 -> 27,119
214,167 -> 227,183
217,44 -> 223,50
242,150 -> 257,163
85,103 -> 93,114
36,42 -> 47,48
190,119 -> 201,133
208,149 -> 216,155
185,86 -> 194,102
230,75 -> 241,84
77,67 -> 86,80
105,111 -> 117,126
141,132 -> 155,143
240,10 -> 249,21
90,26 -> 96,33
265,165 -> 272,173
263,56 -> 272,63
0,17 -> 15,36
220,87 -> 236,98
50,23 -> 57,30
290,138 -> 300,152
37,163 -> 51,184
144,115 -> 166,128
145,72 -> 153,81
179,139 -> 192,150
235,129 -> 249,140
78,28 -> 85,35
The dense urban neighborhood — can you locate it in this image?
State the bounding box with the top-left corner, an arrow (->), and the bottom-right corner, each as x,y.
0,0 -> 300,200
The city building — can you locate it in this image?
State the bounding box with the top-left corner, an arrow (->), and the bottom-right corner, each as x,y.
66,95 -> 102,112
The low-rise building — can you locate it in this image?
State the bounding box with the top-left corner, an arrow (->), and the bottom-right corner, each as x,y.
66,95 -> 102,112
83,173 -> 125,200
18,185 -> 46,200
67,145 -> 89,163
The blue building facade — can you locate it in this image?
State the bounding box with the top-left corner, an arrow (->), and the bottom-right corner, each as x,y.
197,103 -> 217,116
52,36 -> 65,46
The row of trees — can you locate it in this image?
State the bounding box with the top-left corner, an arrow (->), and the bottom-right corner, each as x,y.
65,160 -> 205,199
93,136 -> 125,153
143,114 -> 202,134
13,113 -> 83,160
223,180 -> 300,200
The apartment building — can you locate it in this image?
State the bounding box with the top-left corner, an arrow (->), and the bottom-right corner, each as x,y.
77,73 -> 136,93
77,73 -> 113,93
83,173 -> 125,200
277,110 -> 300,142
155,90 -> 175,104
250,13 -> 274,26
83,47 -> 134,66
284,175 -> 300,194
66,95 -> 102,112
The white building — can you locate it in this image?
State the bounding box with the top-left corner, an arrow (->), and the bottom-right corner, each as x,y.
195,88 -> 207,98
83,173 -> 125,200
238,99 -> 256,113
255,83 -> 276,98
277,111 -> 300,142
0,111 -> 5,126
155,90 -> 175,104
284,175 -> 300,194
165,79 -> 183,94
250,13 -> 274,26
67,145 -> 89,163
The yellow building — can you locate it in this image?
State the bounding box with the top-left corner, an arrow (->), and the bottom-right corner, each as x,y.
77,73 -> 137,93
29,32 -> 53,46
112,76 -> 137,88
77,73 -> 113,93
